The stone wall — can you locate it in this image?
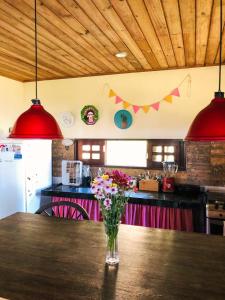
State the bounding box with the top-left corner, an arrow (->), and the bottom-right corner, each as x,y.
52,140 -> 225,187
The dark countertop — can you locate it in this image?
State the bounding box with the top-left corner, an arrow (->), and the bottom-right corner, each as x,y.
41,184 -> 206,209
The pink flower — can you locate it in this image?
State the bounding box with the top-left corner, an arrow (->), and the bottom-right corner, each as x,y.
111,186 -> 118,194
105,178 -> 113,185
110,170 -> 132,190
95,191 -> 104,200
104,185 -> 112,193
91,185 -> 98,194
104,198 -> 112,209
95,176 -> 102,182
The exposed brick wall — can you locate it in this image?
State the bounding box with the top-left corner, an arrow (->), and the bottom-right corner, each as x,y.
185,142 -> 211,185
52,140 -> 75,177
52,140 -> 225,187
209,142 -> 225,186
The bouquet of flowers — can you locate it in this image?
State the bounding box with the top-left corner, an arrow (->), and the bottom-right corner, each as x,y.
91,170 -> 132,265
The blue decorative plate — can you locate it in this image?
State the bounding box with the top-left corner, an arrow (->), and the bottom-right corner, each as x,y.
114,110 -> 133,129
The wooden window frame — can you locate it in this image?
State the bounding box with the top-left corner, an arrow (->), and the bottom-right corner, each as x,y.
147,139 -> 186,170
76,139 -> 105,166
75,139 -> 186,170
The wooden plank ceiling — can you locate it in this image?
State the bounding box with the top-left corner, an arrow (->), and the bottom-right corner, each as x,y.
0,0 -> 225,82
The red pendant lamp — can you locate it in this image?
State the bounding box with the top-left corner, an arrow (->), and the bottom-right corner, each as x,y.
9,0 -> 63,139
185,0 -> 225,141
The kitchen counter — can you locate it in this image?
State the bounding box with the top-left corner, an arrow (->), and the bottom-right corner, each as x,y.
41,184 -> 206,232
41,184 -> 205,209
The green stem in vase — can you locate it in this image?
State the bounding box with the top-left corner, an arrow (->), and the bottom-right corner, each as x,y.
106,225 -> 119,251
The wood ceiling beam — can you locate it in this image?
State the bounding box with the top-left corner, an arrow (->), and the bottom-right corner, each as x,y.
40,0 -> 124,73
3,0 -> 104,74
0,42 -> 63,78
58,0 -> 136,72
206,0 -> 225,65
161,0 -> 185,67
75,0 -> 143,70
0,64 -> 31,82
127,0 -> 168,68
196,0 -> 213,66
92,0 -> 152,70
47,0 -> 134,72
0,53 -> 56,80
0,16 -> 86,77
110,0 -> 160,69
215,25 -> 225,63
214,0 -> 225,64
0,29 -> 74,77
179,0 -> 196,67
28,0 -> 121,73
144,0 -> 177,67
0,0 -> 223,81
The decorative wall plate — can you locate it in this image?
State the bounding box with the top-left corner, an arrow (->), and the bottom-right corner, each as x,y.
81,105 -> 99,125
59,112 -> 74,128
114,110 -> 133,129
62,139 -> 74,150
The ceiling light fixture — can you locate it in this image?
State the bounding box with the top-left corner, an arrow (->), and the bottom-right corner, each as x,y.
9,0 -> 63,139
115,51 -> 128,58
185,0 -> 225,141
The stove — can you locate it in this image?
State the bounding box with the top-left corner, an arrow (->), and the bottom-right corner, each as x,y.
206,191 -> 225,235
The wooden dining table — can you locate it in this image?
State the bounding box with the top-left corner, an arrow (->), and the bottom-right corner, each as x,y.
0,213 -> 225,300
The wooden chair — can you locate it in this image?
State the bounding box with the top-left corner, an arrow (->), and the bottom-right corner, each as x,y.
35,201 -> 89,220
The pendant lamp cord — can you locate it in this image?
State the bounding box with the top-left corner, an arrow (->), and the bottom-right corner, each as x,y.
219,0 -> 223,92
35,0 -> 38,99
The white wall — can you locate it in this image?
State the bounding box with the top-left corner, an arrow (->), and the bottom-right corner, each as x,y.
0,76 -> 25,138
1,66 -> 225,139
24,66 -> 225,139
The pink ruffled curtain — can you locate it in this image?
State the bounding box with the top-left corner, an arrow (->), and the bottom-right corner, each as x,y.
52,197 -> 193,232
121,203 -> 193,231
52,197 -> 100,221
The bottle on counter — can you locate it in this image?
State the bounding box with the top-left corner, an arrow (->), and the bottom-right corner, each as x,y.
136,174 -> 142,189
130,177 -> 137,188
82,165 -> 92,187
97,167 -> 104,176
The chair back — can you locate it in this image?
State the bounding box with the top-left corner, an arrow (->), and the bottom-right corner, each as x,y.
35,201 -> 89,220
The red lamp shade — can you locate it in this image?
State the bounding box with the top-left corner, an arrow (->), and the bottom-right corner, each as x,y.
186,93 -> 225,141
9,100 -> 63,139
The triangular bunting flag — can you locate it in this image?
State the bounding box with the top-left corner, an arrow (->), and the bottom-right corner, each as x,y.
163,95 -> 173,103
142,105 -> 150,113
115,96 -> 123,104
123,101 -> 131,109
170,88 -> 180,97
109,89 -> 117,97
132,105 -> 140,113
151,102 -> 160,111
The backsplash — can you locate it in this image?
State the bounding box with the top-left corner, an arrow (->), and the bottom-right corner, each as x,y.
52,140 -> 225,186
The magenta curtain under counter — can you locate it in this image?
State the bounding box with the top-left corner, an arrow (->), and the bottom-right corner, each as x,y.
52,197 -> 193,232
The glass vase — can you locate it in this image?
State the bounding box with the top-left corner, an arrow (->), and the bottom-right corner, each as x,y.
105,223 -> 119,265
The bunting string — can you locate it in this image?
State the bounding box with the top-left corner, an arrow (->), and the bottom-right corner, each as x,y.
108,74 -> 191,114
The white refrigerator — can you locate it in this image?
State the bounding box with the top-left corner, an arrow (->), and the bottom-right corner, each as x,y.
0,139 -> 52,219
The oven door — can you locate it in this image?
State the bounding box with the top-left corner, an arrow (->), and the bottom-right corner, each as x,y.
206,218 -> 225,236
